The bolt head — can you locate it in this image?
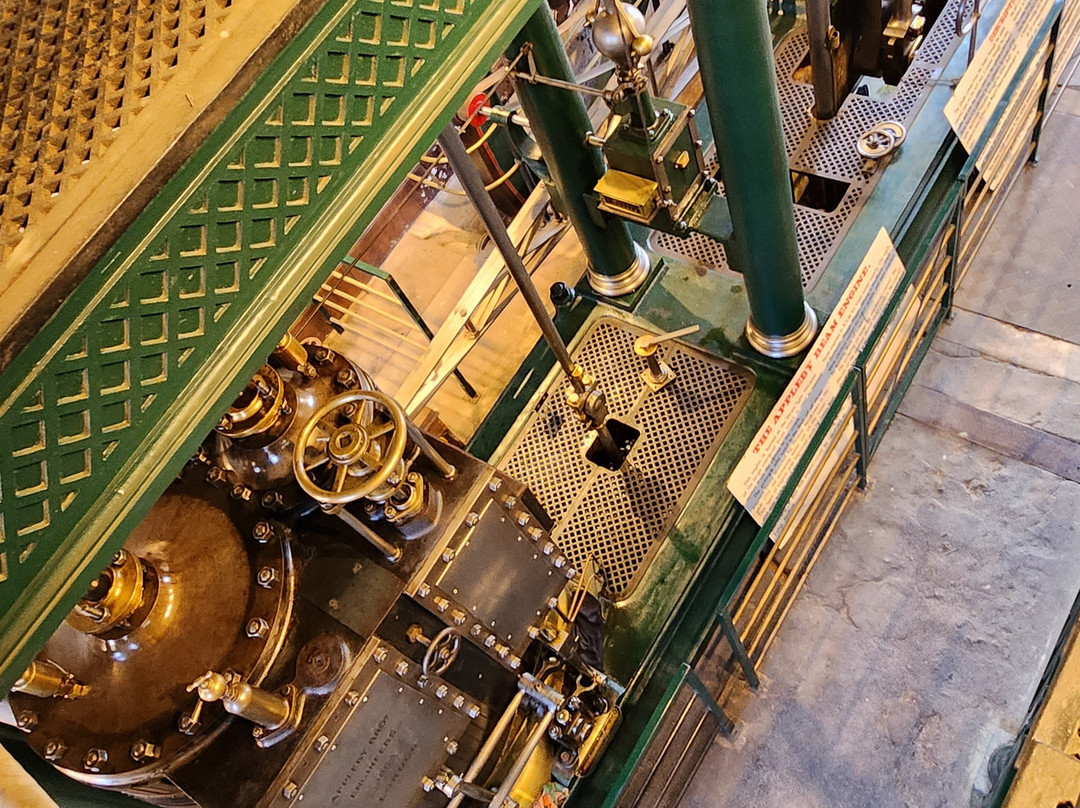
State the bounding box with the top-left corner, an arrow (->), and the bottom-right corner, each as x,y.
283,781 -> 300,800
417,583 -> 431,598
421,777 -> 436,793
446,740 -> 459,755
246,617 -> 270,638
252,521 -> 274,543
344,690 -> 360,707
256,566 -> 278,588
83,748 -> 108,772
503,496 -> 517,510
15,710 -> 37,731
554,555 -> 566,568
43,740 -> 66,761
130,740 -> 161,762
452,695 -> 465,709
314,735 -> 330,753
435,685 -> 449,699
395,660 -> 409,677
441,549 -> 455,562
373,646 -> 388,663
542,543 -> 554,556
467,704 -> 481,719
483,635 -> 496,648
465,512 -> 480,526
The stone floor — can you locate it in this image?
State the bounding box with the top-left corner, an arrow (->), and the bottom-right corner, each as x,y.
681,75 -> 1080,808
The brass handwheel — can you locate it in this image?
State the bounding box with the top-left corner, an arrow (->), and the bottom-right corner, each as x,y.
292,390 -> 408,506
422,627 -> 461,676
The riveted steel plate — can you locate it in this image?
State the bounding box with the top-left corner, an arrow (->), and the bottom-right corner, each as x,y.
499,318 -> 754,598
650,0 -> 968,290
272,641 -> 480,808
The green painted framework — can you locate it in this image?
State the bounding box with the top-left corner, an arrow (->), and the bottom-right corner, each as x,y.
0,0 -> 540,692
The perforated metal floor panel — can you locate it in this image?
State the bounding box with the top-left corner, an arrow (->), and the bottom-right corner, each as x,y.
650,1 -> 967,290
499,318 -> 754,597
0,0 -> 241,262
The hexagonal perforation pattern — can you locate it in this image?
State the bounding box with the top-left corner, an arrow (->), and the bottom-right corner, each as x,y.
500,318 -> 753,597
651,2 -> 964,289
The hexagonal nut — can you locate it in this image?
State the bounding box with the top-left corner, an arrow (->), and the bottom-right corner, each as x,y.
246,617 -> 270,639
487,478 -> 502,492
43,740 -> 67,762
83,748 -> 108,772
446,740 -> 459,755
395,660 -> 410,677
130,740 -> 161,762
256,566 -> 278,588
15,710 -> 37,731
314,735 -> 330,753
282,781 -> 300,800
435,684 -> 449,699
344,690 -> 361,707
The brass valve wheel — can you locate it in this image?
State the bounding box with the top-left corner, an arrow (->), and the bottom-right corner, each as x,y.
422,627 -> 461,676
293,389 -> 409,506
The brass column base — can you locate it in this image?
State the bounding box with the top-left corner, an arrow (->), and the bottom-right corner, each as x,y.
745,302 -> 818,358
587,243 -> 651,297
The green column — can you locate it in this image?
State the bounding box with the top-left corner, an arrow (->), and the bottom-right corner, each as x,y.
508,7 -> 650,297
686,0 -> 817,357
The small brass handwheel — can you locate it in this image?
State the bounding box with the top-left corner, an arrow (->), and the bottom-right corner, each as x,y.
293,390 -> 408,506
422,627 -> 461,676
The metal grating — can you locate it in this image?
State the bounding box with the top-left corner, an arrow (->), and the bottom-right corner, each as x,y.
0,0 -> 537,691
500,318 -> 753,597
651,3 -> 965,289
0,0 -> 240,263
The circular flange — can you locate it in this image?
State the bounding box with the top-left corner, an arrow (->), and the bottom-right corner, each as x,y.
587,243 -> 651,298
10,490 -> 294,788
745,302 -> 819,359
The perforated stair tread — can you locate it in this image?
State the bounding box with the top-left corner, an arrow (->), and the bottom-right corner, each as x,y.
500,318 -> 753,597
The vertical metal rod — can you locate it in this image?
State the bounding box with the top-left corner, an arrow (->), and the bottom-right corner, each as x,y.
806,0 -> 839,119
487,709 -> 555,808
686,0 -> 816,357
386,275 -> 478,398
437,126 -> 584,394
508,6 -> 649,297
683,666 -> 734,735
1029,15 -> 1060,165
945,200 -> 963,316
405,422 -> 455,479
333,508 -> 402,562
851,366 -> 870,489
446,690 -> 525,808
968,0 -> 981,65
716,607 -> 759,688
